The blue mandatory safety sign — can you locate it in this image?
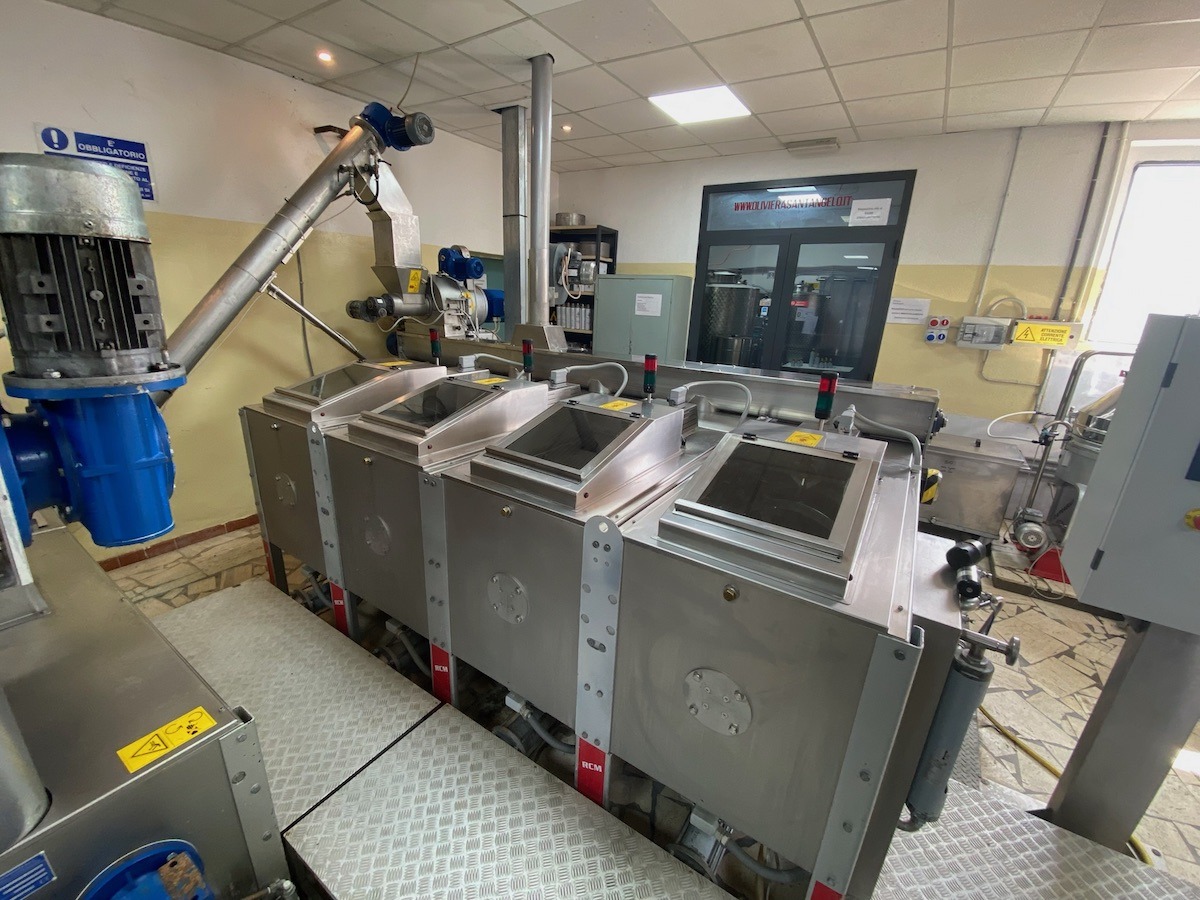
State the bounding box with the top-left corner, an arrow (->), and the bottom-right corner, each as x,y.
0,853 -> 55,900
35,123 -> 155,201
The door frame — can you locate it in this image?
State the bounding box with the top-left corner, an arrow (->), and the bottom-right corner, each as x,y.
687,170 -> 917,381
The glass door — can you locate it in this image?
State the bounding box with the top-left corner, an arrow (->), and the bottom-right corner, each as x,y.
692,242 -> 785,369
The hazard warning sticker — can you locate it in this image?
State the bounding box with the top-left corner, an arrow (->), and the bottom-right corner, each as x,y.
116,706 -> 217,773
785,430 -> 823,447
600,399 -> 638,411
1011,321 -> 1075,347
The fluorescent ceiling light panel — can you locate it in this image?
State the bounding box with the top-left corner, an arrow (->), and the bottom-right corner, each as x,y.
649,86 -> 751,125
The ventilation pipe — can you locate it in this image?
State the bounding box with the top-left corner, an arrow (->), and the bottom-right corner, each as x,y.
529,53 -> 553,326
500,104 -> 530,333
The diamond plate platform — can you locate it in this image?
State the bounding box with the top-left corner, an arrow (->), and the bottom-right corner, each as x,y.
877,785 -> 1200,899
154,581 -> 440,827
286,705 -> 731,899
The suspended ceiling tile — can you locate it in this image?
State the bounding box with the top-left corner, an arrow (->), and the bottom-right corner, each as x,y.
1175,73 -> 1200,99
371,0 -> 522,43
111,0 -> 274,43
552,66 -> 639,111
600,151 -> 662,165
950,31 -> 1088,86
809,0 -> 947,66
54,0 -> 104,11
731,70 -> 840,113
551,142 -> 595,160
947,76 -> 1064,116
243,25 -> 378,78
1058,68 -> 1199,105
953,0 -> 1104,45
465,83 -> 533,108
231,0 -> 326,17
580,98 -> 677,132
1096,0 -> 1200,27
538,0 -> 686,61
553,157 -> 615,171
226,46 -> 322,82
759,102 -> 852,134
457,130 -> 502,150
713,136 -> 785,155
603,46 -> 721,96
1149,98 -> 1200,118
457,20 -> 590,81
655,144 -> 719,160
774,126 -> 859,144
847,88 -> 945,125
683,115 -> 770,143
466,122 -> 503,142
833,50 -> 946,100
1077,21 -> 1200,72
411,47 -> 513,92
697,22 -> 819,83
322,81 -> 373,103
334,66 -> 450,106
799,0 -> 877,14
855,117 -> 944,140
418,97 -> 503,129
104,7 -> 228,50
651,0 -> 801,42
552,113 -> 610,139
509,0 -> 578,11
622,125 -> 704,150
291,0 -> 439,64
1043,101 -> 1158,123
562,133 -> 643,155
945,109 -> 1046,131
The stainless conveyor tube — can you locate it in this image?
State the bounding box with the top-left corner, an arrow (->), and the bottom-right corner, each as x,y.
166,123 -> 385,376
529,53 -> 553,326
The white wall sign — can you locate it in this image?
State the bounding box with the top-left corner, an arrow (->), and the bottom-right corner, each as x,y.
634,293 -> 663,317
848,197 -> 891,227
886,296 -> 931,324
35,123 -> 155,200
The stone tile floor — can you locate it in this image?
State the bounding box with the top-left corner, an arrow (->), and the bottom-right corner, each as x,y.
109,524 -> 1200,890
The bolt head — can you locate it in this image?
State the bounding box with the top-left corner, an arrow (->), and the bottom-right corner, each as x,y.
859,769 -> 870,782
842,821 -> 853,833
734,690 -> 745,701
501,506 -> 513,517
728,724 -> 739,735
689,704 -> 698,715
722,585 -> 739,602
693,671 -> 702,681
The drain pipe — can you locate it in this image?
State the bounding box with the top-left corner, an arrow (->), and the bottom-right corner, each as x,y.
529,53 -> 554,326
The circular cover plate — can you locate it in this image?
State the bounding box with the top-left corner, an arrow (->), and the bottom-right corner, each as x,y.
684,668 -> 752,736
488,572 -> 528,625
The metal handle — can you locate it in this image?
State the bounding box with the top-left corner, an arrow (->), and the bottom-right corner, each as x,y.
961,627 -> 1020,666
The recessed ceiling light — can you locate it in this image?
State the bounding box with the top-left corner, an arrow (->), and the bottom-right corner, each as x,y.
649,86 -> 750,125
561,124 -> 573,133
844,255 -> 869,259
317,50 -> 334,63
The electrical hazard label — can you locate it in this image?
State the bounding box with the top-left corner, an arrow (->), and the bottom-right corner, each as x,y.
116,706 -> 217,773
1011,322 -> 1074,347
785,430 -> 823,447
600,399 -> 638,411
379,359 -> 412,367
407,270 -> 422,293
476,377 -> 508,384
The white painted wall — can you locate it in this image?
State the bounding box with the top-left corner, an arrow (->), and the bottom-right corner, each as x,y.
556,124 -> 1106,271
0,0 -> 505,254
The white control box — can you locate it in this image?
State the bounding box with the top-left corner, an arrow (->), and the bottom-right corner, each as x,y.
956,316 -> 1010,350
1062,315 -> 1200,635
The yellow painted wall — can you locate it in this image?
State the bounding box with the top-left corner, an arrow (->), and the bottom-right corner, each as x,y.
614,261 -> 1102,419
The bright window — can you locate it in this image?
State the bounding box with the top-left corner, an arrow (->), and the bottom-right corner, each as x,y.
1089,163 -> 1200,347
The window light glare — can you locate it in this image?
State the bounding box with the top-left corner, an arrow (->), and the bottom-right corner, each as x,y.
768,186 -> 817,193
1175,748 -> 1200,776
844,254 -> 869,259
316,50 -> 334,63
648,86 -> 751,125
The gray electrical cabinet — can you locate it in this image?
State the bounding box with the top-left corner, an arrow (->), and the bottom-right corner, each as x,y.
593,274 -> 693,360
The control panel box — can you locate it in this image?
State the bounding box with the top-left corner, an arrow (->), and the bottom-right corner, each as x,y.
957,316 -> 1010,350
1062,315 -> 1200,635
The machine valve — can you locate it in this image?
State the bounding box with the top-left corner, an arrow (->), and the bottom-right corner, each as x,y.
960,627 -> 1021,667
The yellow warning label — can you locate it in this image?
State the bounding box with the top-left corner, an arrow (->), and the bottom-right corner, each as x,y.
117,706 -> 218,773
406,269 -> 422,293
600,399 -> 638,411
785,430 -> 823,447
1011,322 -> 1074,347
477,377 -> 508,385
379,360 -> 412,367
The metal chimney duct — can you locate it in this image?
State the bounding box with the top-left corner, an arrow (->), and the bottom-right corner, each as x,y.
499,104 -> 530,334
529,53 -> 553,326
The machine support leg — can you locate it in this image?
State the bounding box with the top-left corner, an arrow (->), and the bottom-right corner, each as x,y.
263,540 -> 288,593
328,583 -> 361,642
1046,621 -> 1200,852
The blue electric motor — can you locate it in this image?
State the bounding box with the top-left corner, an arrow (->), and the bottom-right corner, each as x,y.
438,245 -> 485,283
0,154 -> 186,547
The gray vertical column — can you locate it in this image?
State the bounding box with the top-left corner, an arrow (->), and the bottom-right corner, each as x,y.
500,105 -> 530,337
529,53 -> 554,326
0,689 -> 47,853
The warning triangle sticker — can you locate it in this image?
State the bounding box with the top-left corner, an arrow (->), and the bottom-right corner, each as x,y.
1016,326 -> 1035,341
131,733 -> 169,758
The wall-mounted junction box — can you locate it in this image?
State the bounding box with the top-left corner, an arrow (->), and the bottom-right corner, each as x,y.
957,316 -> 1010,350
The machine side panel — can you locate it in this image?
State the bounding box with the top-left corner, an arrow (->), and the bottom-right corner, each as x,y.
326,434 -> 428,636
444,477 -> 583,727
611,541 -> 879,870
243,406 -> 323,569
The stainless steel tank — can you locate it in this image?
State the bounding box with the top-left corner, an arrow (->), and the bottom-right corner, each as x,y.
700,276 -> 761,364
